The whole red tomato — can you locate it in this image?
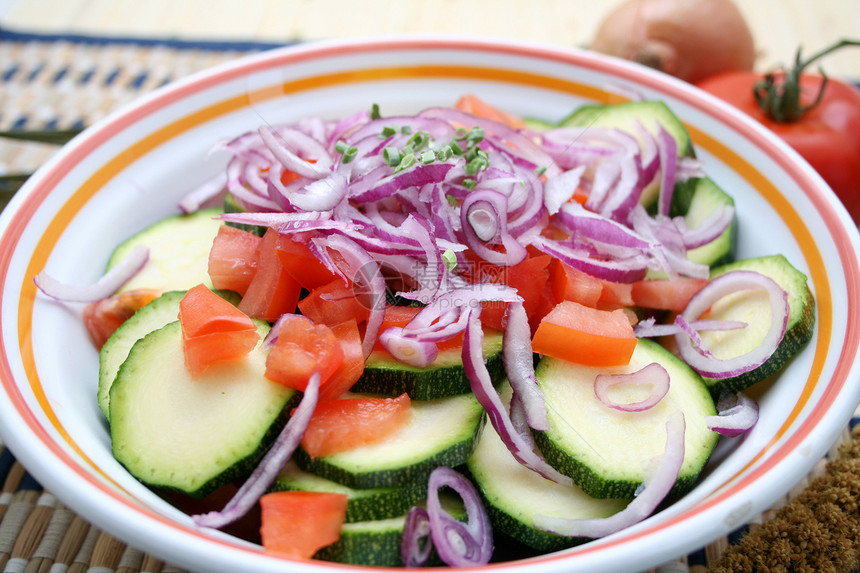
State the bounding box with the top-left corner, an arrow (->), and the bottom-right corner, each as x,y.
696,41 -> 860,225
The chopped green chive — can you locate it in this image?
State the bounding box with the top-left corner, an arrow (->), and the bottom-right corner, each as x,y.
401,125 -> 412,135
534,165 -> 547,176
420,150 -> 436,164
396,152 -> 416,173
442,249 -> 458,271
335,140 -> 358,164
381,125 -> 397,138
383,147 -> 401,166
446,194 -> 458,206
370,103 -> 382,120
454,127 -> 468,140
463,178 -> 477,190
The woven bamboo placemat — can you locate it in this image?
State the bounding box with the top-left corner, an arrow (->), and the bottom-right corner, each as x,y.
2,28 -> 860,573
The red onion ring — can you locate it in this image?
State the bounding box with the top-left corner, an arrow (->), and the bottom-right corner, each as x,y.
463,309 -> 573,487
706,392 -> 759,437
400,506 -> 433,567
379,326 -> 439,368
594,363 -> 670,412
426,466 -> 493,567
192,372 -> 321,529
675,270 -> 789,379
534,411 -> 686,539
34,244 -> 150,303
503,302 -> 549,431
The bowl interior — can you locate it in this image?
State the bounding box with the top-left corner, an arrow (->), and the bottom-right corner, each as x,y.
1,37 -> 859,573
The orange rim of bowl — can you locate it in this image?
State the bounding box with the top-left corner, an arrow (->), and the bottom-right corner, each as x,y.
0,38 -> 856,567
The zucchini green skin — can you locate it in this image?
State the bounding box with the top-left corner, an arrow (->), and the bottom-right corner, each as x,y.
468,383 -> 629,551
270,461 -> 426,523
699,254 -> 816,397
352,331 -> 504,400
110,320 -> 298,499
294,392 -> 486,490
97,289 -> 240,422
533,338 -> 718,500
107,207 -> 223,294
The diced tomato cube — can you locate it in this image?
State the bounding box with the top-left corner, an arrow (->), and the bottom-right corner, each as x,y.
265,314 -> 344,391
83,289 -> 160,349
298,278 -> 371,327
301,393 -> 411,458
630,278 -> 710,312
548,259 -> 603,308
238,228 -> 301,321
259,491 -> 348,559
532,300 -> 636,367
275,234 -> 340,291
478,254 -> 554,333
208,225 -> 261,296
319,319 -> 365,401
178,284 -> 260,377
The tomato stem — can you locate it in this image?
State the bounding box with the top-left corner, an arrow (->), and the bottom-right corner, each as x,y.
753,39 -> 860,123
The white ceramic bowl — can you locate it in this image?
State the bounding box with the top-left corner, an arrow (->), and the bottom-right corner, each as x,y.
2,37 -> 860,573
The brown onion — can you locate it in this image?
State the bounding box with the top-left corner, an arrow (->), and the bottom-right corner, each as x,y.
590,0 -> 756,84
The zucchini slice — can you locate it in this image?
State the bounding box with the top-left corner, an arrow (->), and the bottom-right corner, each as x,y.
353,330 -> 504,400
110,320 -> 297,498
270,460 -> 426,523
468,382 -> 629,551
314,495 -> 465,566
294,392 -> 485,489
696,254 -> 816,397
533,338 -> 718,500
107,208 -> 223,294
97,289 -> 240,422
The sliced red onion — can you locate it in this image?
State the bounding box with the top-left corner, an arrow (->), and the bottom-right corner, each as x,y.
217,210 -> 332,229
529,234 -> 649,284
258,125 -> 332,179
705,392 -> 759,437
463,309 -> 573,487
594,363 -> 670,413
193,372 -> 321,529
557,202 -> 652,250
34,244 -> 149,303
675,270 -> 789,379
544,166 -> 586,215
461,189 -> 528,266
426,466 -> 493,567
379,326 -> 439,368
679,204 -> 735,250
503,302 -> 549,431
633,316 -> 747,338
178,171 -> 228,214
351,163 -> 454,204
655,126 -> 678,218
534,411 -> 686,539
674,315 -> 714,358
400,506 -> 433,567
321,234 -> 387,357
284,172 -> 348,212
